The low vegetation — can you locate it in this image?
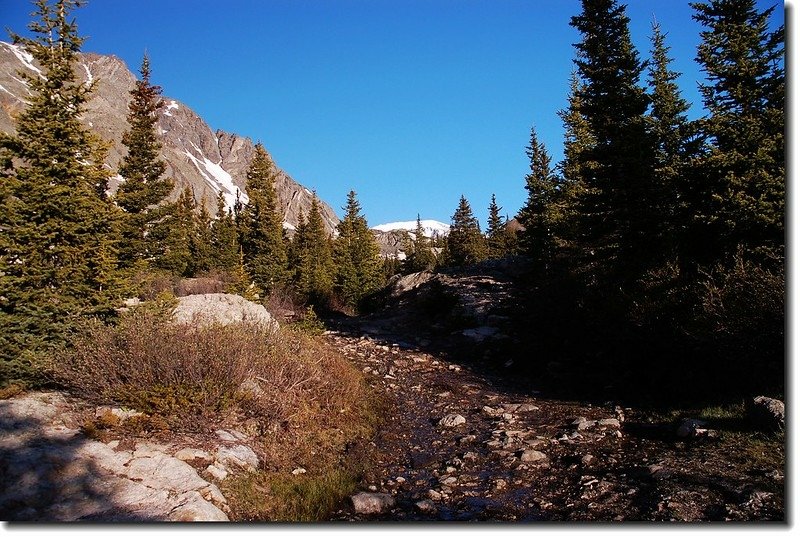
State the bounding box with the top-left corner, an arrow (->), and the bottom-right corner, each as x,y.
48,306 -> 380,520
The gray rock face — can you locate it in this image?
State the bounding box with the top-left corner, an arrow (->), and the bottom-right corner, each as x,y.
0,392 -> 228,521
0,41 -> 339,234
749,396 -> 785,431
172,293 -> 278,331
350,492 -> 395,515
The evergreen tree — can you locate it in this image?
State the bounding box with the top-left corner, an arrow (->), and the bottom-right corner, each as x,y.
646,20 -> 696,263
188,196 -> 213,275
210,192 -> 240,271
486,195 -> 509,259
404,215 -> 436,272
517,128 -> 560,269
239,144 -> 290,292
291,196 -> 335,304
115,54 -> 174,269
569,0 -> 655,279
154,187 -> 194,276
446,196 -> 487,267
0,0 -> 122,376
691,0 -> 784,263
333,190 -> 384,310
556,71 -> 594,249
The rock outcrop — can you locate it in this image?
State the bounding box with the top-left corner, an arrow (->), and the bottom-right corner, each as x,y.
172,293 -> 278,332
0,41 -> 338,234
0,392 -> 233,521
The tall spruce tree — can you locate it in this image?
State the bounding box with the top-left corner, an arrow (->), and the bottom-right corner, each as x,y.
446,196 -> 487,267
115,54 -> 174,269
691,0 -> 784,264
556,71 -> 594,249
404,215 -> 436,272
188,196 -> 213,275
569,0 -> 655,280
517,128 -> 560,269
154,187 -> 194,276
239,144 -> 290,292
0,0 -> 122,377
646,21 -> 695,263
333,190 -> 384,310
210,192 -> 240,271
486,195 -> 513,259
291,196 -> 335,304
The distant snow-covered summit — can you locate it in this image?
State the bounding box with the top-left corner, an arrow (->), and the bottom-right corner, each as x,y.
372,219 -> 450,238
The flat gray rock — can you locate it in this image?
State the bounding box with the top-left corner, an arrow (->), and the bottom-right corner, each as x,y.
351,492 -> 395,515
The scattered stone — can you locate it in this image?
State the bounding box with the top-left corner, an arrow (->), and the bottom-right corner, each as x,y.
351,492 -> 395,515
577,420 -> 597,431
291,467 -> 307,475
415,499 -> 437,514
428,490 -> 443,501
520,450 -> 548,463
462,326 -> 499,342
494,478 -> 508,490
647,464 -> 664,475
174,448 -> 213,465
439,414 -> 466,428
215,444 -> 259,472
598,418 -> 621,429
215,429 -> 248,442
205,464 -> 228,482
676,419 -> 708,438
517,404 -> 539,412
581,454 -> 596,467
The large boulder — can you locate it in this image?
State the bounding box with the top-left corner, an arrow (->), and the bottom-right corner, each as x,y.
748,396 -> 785,432
172,293 -> 277,332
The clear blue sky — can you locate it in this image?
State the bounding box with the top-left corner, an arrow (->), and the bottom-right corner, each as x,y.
2,0 -> 785,226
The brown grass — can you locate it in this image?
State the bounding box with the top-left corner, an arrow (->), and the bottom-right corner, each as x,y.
51,308 -> 380,520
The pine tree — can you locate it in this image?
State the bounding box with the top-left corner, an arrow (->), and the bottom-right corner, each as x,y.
556,71 -> 594,249
154,187 -> 194,276
646,21 -> 697,265
239,143 -> 290,292
569,0 -> 655,279
188,196 -> 213,275
517,128 -> 560,269
404,215 -> 436,272
691,0 -> 784,263
291,195 -> 335,304
486,195 -> 508,259
0,0 -> 122,377
333,190 -> 384,310
210,192 -> 240,271
446,196 -> 487,267
115,54 -> 174,269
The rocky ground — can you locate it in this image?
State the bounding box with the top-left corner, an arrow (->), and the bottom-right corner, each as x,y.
325,325 -> 785,522
325,265 -> 785,522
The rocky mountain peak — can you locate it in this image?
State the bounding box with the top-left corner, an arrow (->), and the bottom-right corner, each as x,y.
0,41 -> 338,234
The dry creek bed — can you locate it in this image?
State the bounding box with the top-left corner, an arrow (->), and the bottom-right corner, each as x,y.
324,326 -> 784,522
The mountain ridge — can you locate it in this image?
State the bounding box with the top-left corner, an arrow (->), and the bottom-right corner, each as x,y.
0,41 -> 339,234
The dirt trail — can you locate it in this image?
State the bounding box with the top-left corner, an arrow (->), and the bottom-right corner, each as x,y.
324,320 -> 784,522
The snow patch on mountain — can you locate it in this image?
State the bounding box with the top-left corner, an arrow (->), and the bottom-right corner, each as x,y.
184,142 -> 248,211
164,100 -> 179,116
3,42 -> 42,77
81,62 -> 93,86
372,220 -> 450,238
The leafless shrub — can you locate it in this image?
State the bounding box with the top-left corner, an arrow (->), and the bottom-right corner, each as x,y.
52,309 -> 372,435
